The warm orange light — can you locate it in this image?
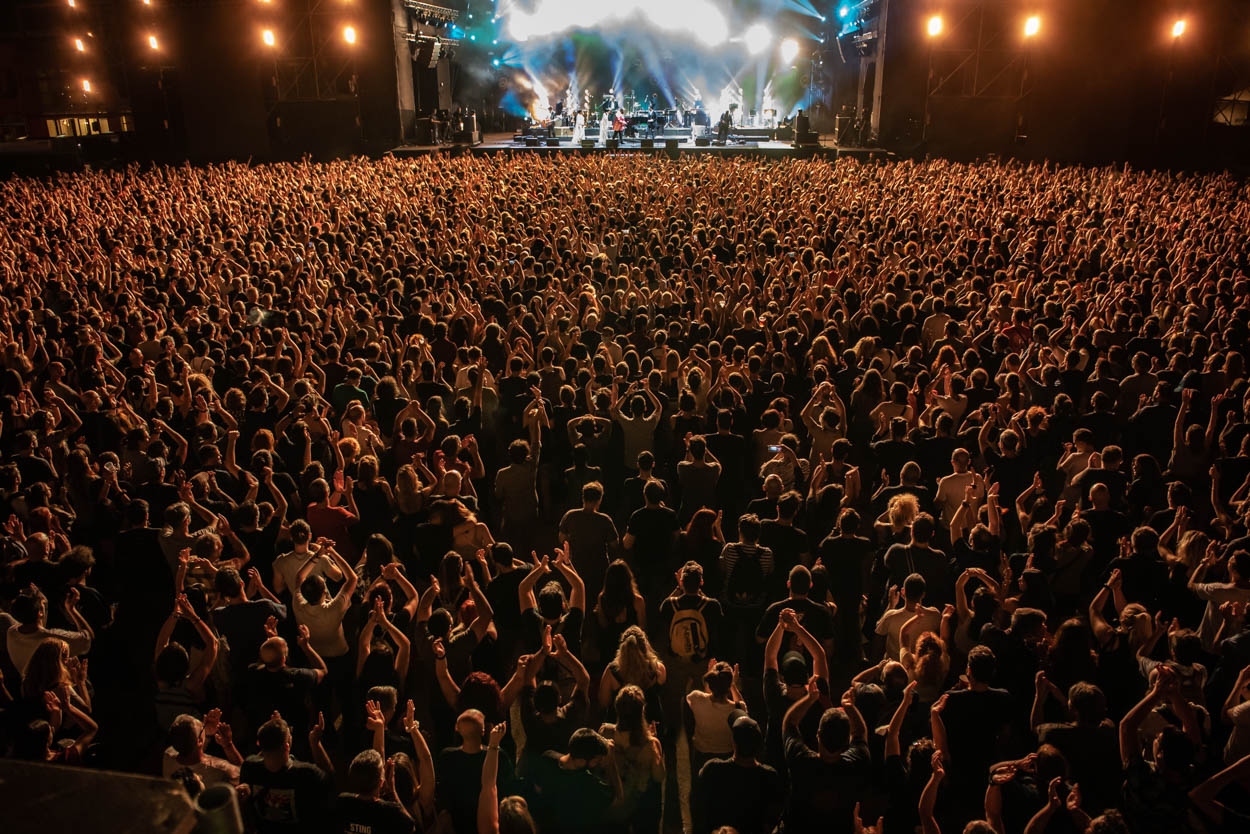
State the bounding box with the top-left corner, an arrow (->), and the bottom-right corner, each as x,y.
148,34 -> 159,50
926,15 -> 943,37
1171,19 -> 1186,38
343,25 -> 357,45
1024,16 -> 1041,38
81,78 -> 92,93
262,29 -> 276,47
74,38 -> 85,52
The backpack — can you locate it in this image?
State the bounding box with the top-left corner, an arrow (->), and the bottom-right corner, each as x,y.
726,546 -> 766,607
669,599 -> 710,660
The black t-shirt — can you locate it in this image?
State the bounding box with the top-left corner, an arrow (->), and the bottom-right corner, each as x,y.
518,687 -> 588,767
213,599 -> 287,671
939,687 -> 1013,785
332,794 -> 414,834
759,521 -> 809,594
783,727 -> 871,834
626,505 -> 680,577
245,665 -> 320,736
755,597 -> 834,648
239,756 -> 331,834
882,544 -> 952,604
696,758 -> 784,834
437,746 -> 514,834
526,750 -> 615,834
484,566 -> 526,648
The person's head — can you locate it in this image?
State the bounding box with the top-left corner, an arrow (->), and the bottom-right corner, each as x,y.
903,573 -> 926,605
738,513 -> 761,543
299,573 -> 327,606
507,439 -> 531,465
762,473 -> 784,500
21,638 -> 69,699
704,661 -> 735,698
347,749 -> 386,797
12,585 -> 47,626
911,513 -> 935,545
537,580 -> 567,621
777,490 -> 801,521
256,715 -> 292,765
730,715 -> 763,760
614,625 -> 660,684
582,481 -> 604,510
566,728 -> 610,767
966,645 -> 997,686
456,709 -> 486,745
498,795 -> 538,834
1067,682 -> 1107,726
643,478 -> 665,506
817,707 -> 851,754
788,565 -> 812,598
613,684 -> 650,739
533,680 -> 561,717
677,560 -> 704,593
212,564 -> 243,600
168,714 -> 205,759
888,493 -> 919,530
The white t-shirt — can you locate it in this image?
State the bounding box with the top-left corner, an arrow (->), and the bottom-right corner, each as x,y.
292,589 -> 352,658
686,689 -> 739,755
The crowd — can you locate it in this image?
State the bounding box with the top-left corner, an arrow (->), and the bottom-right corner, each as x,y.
0,150 -> 1249,834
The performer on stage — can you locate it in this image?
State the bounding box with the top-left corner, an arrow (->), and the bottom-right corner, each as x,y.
599,110 -> 610,145
572,110 -> 586,144
612,110 -> 626,142
717,110 -> 731,143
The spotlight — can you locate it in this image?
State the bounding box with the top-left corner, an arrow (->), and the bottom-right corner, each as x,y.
1171,19 -> 1186,38
779,38 -> 799,64
492,58 -> 501,67
262,29 -> 276,47
926,15 -> 943,37
744,22 -> 772,55
67,0 -> 75,7
838,5 -> 851,19
81,78 -> 91,92
148,34 -> 159,50
1024,16 -> 1040,38
343,25 -> 356,44
74,37 -> 85,52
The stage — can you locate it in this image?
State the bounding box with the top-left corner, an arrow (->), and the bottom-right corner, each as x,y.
390,132 -> 892,162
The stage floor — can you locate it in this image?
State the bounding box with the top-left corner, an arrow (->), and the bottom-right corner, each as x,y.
390,133 -> 891,161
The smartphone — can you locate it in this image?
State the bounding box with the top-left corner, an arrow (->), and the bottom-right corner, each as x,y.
768,444 -> 782,453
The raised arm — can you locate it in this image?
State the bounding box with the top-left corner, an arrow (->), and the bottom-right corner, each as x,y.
402,699 -> 437,823
919,751 -> 945,834
885,680 -> 918,759
477,722 -> 509,834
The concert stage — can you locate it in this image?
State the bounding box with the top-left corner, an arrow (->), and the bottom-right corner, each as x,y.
390,133 -> 892,162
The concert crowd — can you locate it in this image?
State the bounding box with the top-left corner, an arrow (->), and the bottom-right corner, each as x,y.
1,152 -> 1249,834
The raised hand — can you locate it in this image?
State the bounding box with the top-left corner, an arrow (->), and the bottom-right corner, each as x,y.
365,700 -> 386,732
